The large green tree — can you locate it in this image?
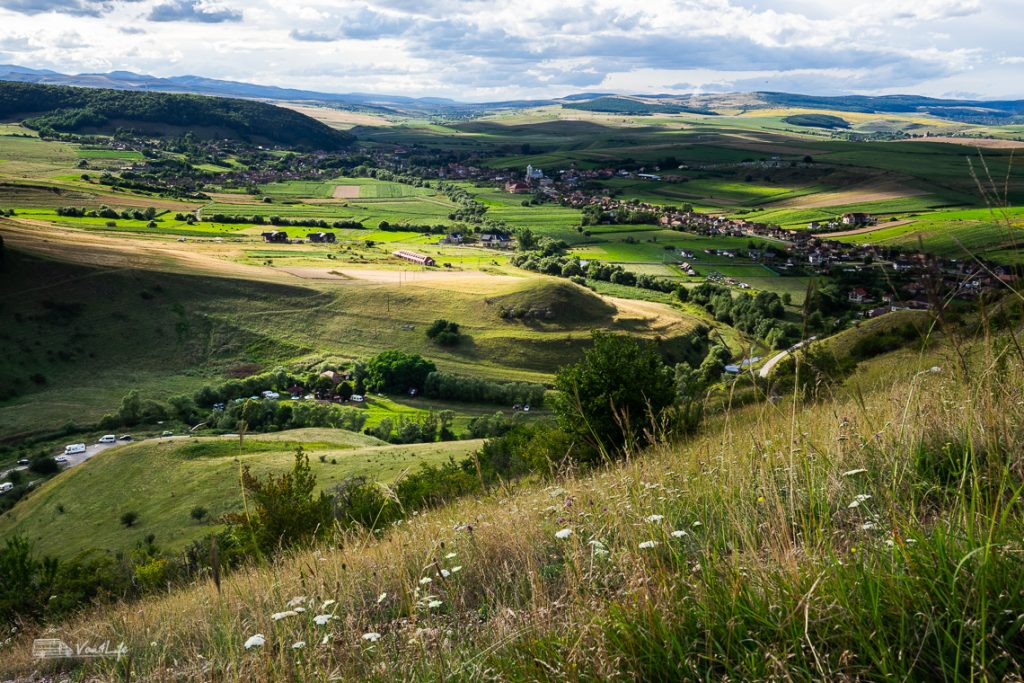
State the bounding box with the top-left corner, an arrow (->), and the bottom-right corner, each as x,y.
554,332 -> 675,459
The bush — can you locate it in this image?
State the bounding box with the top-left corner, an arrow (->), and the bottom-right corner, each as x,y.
224,448 -> 333,554
426,319 -> 460,345
121,511 -> 139,528
189,506 -> 208,522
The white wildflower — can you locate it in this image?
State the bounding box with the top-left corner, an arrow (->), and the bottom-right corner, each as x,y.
419,577 -> 432,585
361,632 -> 382,643
440,569 -> 450,578
445,552 -> 457,559
645,514 -> 664,523
555,528 -> 573,539
861,522 -> 876,530
377,592 -> 388,603
244,634 -> 265,650
313,614 -> 334,626
671,530 -> 688,538
286,596 -> 306,608
451,566 -> 462,573
638,540 -> 658,550
291,641 -> 306,650
320,599 -> 336,611
692,521 -> 703,527
271,611 -> 298,621
427,599 -> 443,609
848,494 -> 872,509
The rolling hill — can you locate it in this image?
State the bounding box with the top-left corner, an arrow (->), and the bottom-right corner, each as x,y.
0,81 -> 353,150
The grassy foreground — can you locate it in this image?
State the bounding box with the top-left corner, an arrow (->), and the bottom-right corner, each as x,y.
4,336 -> 1023,680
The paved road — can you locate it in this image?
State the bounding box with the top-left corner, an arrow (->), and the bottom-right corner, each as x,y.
60,441 -> 121,468
759,337 -> 817,378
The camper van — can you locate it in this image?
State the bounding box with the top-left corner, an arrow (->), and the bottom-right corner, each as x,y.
0,483 -> 14,494
63,443 -> 86,456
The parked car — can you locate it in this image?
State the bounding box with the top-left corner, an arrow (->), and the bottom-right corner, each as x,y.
63,443 -> 86,456
0,482 -> 13,494
161,431 -> 174,437
17,458 -> 29,466
55,455 -> 69,463
98,434 -> 117,444
119,435 -> 133,441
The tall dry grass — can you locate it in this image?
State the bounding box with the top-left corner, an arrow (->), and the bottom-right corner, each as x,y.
3,330 -> 1022,681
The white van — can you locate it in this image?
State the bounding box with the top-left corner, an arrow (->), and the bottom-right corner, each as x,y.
63,443 -> 87,456
98,434 -> 117,444
0,482 -> 13,494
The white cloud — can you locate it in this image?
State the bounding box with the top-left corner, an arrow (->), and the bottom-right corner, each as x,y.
0,0 -> 1019,99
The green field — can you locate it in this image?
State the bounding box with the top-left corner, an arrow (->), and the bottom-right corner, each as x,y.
0,429 -> 484,557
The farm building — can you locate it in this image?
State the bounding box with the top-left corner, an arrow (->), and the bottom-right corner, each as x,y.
308,232 -> 336,243
261,230 -> 288,243
842,212 -> 874,226
480,232 -> 513,249
393,249 -> 436,266
506,181 -> 532,194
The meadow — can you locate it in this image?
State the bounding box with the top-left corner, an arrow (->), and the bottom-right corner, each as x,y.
0,429 -> 484,557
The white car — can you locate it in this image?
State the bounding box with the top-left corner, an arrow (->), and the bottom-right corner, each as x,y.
0,482 -> 13,494
63,443 -> 86,456
55,455 -> 69,463
98,434 -> 117,444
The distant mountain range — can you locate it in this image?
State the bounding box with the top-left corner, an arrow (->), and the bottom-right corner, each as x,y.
2,64 -> 1023,123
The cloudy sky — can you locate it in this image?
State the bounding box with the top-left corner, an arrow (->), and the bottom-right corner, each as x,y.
0,0 -> 1021,101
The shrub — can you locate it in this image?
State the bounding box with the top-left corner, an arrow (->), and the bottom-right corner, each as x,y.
120,511 -> 139,528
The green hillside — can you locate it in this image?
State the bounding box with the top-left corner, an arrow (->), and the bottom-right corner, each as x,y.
0,429 -> 483,557
0,81 -> 352,150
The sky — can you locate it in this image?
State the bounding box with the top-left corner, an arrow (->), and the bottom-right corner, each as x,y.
0,0 -> 1022,101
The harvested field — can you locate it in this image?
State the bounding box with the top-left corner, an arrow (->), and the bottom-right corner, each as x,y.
825,218 -> 916,237
332,185 -> 362,199
772,183 -> 927,209
900,136 -> 1024,150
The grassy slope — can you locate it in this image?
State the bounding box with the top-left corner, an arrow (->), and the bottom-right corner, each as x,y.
0,429 -> 483,558
6,334 -> 1022,680
0,241 -> 701,436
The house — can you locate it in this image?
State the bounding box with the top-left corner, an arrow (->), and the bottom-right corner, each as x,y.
505,181 -> 532,194
261,230 -> 288,243
848,287 -> 870,303
480,232 -> 513,249
526,164 -> 544,180
393,250 -> 436,266
320,370 -> 342,385
439,232 -> 464,245
842,212 -> 873,226
308,232 -> 336,243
